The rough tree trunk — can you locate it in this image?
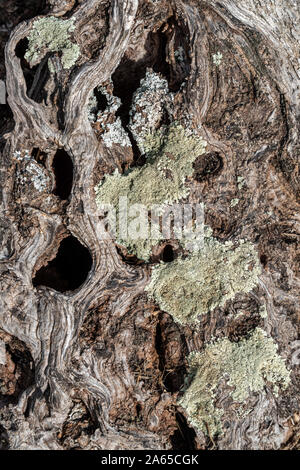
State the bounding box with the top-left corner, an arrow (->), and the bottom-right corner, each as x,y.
0,0 -> 299,450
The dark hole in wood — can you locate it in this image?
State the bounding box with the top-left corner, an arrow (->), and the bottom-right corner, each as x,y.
32,235 -> 92,293
162,244 -> 174,262
193,151 -> 223,181
15,38 -> 50,103
27,55 -> 50,103
15,38 -> 29,59
0,339 -> 35,407
112,16 -> 189,124
150,16 -> 191,92
94,86 -> 108,113
0,102 -> 14,152
136,403 -> 141,418
155,319 -> 186,393
15,39 -> 34,95
170,412 -> 196,450
260,254 -> 267,266
112,59 -> 145,167
163,367 -> 187,393
112,60 -> 145,127
111,16 -> 189,167
0,424 -> 9,450
52,149 -> 73,200
150,23 -> 170,85
31,148 -> 47,167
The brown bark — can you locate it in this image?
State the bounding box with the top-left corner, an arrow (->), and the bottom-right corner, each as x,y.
0,0 -> 299,450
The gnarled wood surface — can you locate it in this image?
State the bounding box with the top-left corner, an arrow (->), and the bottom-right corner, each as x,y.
0,0 -> 299,450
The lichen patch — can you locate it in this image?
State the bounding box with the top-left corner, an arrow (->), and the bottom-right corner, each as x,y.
95,124 -> 207,260
212,51 -> 223,67
129,70 -> 173,153
180,328 -> 291,436
88,84 -> 131,148
146,234 -> 261,324
25,16 -> 80,69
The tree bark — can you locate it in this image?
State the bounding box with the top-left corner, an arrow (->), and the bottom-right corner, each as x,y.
0,0 -> 299,450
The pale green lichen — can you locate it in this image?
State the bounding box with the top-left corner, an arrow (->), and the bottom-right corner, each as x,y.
237,176 -> 245,190
259,304 -> 268,319
230,198 -> 240,207
146,234 -> 261,324
25,16 -> 80,69
117,232 -> 164,263
95,124 -> 207,260
180,328 -> 291,436
212,51 -> 223,67
96,125 -> 207,207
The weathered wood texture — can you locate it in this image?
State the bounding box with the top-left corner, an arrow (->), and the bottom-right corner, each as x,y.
0,0 -> 299,450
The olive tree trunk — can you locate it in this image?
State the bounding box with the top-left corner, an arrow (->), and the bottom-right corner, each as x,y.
0,0 -> 299,450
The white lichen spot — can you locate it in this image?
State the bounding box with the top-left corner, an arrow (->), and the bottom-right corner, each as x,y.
230,198 -> 240,207
174,46 -> 185,63
25,16 -> 80,69
14,150 -> 49,192
212,51 -> 223,67
259,304 -> 268,319
25,162 -> 50,192
237,176 -> 245,190
129,69 -> 173,153
102,119 -> 131,148
95,85 -> 122,118
89,85 -> 131,148
13,149 -> 31,161
180,328 -> 291,436
87,93 -> 98,123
